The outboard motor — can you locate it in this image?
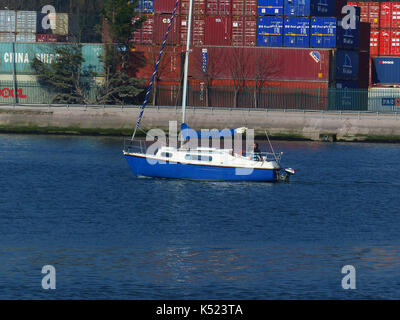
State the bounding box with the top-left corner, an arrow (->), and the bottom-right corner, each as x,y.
278,168 -> 295,182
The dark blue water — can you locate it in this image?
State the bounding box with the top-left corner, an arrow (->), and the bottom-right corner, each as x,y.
0,134 -> 399,299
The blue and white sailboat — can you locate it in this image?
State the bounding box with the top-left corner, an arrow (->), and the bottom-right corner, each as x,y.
123,0 -> 294,182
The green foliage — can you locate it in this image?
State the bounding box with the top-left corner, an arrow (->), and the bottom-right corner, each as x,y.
103,0 -> 145,45
32,45 -> 96,104
98,0 -> 147,104
28,0 -> 147,105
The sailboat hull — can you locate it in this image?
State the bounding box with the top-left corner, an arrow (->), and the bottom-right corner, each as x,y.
124,154 -> 279,182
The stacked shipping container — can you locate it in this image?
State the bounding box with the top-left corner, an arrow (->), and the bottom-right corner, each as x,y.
348,1 -> 400,86
0,10 -> 71,43
125,0 -> 371,108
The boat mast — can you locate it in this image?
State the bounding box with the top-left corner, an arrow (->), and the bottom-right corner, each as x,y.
181,0 -> 193,125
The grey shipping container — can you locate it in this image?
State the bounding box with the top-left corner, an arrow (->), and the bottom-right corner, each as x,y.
16,33 -> 36,42
0,10 -> 15,33
0,32 -> 15,42
16,11 -> 37,33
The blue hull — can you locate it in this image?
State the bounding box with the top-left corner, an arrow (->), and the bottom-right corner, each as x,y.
124,154 -> 279,182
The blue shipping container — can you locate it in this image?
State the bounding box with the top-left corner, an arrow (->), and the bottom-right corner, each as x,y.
335,49 -> 359,80
336,6 -> 360,49
284,17 -> 310,48
257,0 -> 284,16
133,0 -> 154,13
373,57 -> 400,85
284,0 -> 335,17
310,17 -> 336,48
257,16 -> 283,47
336,19 -> 360,49
37,13 -> 50,34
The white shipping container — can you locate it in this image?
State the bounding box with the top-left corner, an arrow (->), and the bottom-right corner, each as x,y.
0,10 -> 16,32
16,11 -> 37,33
16,33 -> 36,42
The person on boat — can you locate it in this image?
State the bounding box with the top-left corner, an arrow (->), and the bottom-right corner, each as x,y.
253,143 -> 262,161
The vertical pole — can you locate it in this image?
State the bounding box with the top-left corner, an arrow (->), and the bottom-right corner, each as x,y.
9,9 -> 17,104
12,39 -> 17,104
181,0 -> 193,125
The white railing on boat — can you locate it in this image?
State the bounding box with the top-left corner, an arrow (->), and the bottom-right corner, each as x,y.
124,139 -> 147,154
124,139 -> 282,163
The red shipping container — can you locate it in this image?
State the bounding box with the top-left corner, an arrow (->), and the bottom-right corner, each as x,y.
244,17 -> 257,46
134,45 -> 182,81
370,29 -> 379,56
232,17 -> 244,47
232,0 -> 257,16
141,16 -> 154,44
180,0 -> 206,15
207,0 -> 231,16
379,30 -> 391,56
380,2 -> 392,28
392,3 -> 400,28
390,30 -> 400,56
154,0 -> 180,14
36,34 -> 58,42
353,1 -> 380,28
180,15 -> 205,46
357,2 -> 369,23
153,14 -> 181,45
369,2 -> 380,29
205,16 -> 232,46
232,17 -> 256,47
189,46 -> 331,82
131,15 -> 154,44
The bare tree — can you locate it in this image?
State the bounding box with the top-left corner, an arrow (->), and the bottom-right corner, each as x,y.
190,47 -> 221,107
148,46 -> 174,106
252,49 -> 281,108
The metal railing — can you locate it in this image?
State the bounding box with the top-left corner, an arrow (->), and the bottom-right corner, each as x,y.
123,139 -> 146,154
247,152 -> 283,163
2,82 -> 400,113
124,137 -> 283,163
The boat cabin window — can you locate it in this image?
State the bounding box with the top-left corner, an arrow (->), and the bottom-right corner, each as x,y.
161,152 -> 173,158
185,154 -> 213,162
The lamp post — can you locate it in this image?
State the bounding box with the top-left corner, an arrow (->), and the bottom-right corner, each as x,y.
5,6 -> 17,104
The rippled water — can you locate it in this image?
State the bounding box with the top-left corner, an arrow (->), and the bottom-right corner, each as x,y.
0,134 -> 399,299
